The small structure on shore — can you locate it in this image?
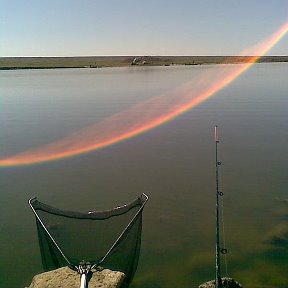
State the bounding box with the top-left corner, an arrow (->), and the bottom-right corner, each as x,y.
131,56 -> 149,65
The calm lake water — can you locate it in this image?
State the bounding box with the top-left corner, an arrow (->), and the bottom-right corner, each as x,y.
0,64 -> 288,288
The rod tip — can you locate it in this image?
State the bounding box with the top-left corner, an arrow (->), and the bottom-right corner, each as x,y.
214,126 -> 219,143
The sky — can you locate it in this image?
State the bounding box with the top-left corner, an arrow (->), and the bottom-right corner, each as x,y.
1,0 -> 287,57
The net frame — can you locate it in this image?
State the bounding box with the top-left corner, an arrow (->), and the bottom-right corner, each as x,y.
29,193 -> 148,286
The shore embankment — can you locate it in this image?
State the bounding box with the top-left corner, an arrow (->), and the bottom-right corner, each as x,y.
1,55 -> 287,70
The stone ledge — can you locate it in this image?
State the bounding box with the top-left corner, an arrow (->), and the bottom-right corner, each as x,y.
199,277 -> 242,288
28,266 -> 125,288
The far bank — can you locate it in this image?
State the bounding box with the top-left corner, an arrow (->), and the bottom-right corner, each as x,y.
1,55 -> 287,70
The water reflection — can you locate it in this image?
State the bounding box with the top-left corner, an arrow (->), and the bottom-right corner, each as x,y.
0,64 -> 288,288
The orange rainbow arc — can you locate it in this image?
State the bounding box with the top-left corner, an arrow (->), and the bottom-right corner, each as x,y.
0,21 -> 287,167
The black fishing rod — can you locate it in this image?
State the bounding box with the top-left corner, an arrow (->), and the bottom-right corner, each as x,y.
215,125 -> 222,288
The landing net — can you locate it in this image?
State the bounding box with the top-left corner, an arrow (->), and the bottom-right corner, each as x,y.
29,193 -> 148,287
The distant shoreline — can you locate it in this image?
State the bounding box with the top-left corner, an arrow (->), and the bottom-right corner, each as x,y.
0,56 -> 287,70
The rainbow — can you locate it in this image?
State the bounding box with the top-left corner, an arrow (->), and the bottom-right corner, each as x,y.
0,21 -> 287,167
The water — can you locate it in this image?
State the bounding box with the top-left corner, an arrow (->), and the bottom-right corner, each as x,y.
0,64 -> 287,288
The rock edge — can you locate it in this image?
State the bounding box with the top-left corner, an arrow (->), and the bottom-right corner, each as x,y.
28,266 -> 125,288
199,277 -> 242,288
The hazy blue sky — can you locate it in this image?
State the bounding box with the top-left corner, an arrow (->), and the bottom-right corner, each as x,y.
1,0 -> 287,56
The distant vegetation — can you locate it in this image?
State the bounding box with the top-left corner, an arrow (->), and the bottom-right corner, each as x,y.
0,56 -> 287,70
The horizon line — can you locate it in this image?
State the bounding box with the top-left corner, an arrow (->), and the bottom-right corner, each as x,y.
1,54 -> 288,58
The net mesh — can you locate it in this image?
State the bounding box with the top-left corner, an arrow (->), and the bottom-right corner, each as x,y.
29,194 -> 148,287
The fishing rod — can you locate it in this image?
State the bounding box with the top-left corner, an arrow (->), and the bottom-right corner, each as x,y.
215,125 -> 222,288
200,126 -> 237,288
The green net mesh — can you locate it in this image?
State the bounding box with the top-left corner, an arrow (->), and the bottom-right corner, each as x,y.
29,194 -> 148,287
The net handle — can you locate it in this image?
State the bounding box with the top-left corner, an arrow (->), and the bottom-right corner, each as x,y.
77,263 -> 91,288
80,274 -> 88,288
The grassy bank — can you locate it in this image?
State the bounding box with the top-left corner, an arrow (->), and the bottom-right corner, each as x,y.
0,56 -> 287,70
